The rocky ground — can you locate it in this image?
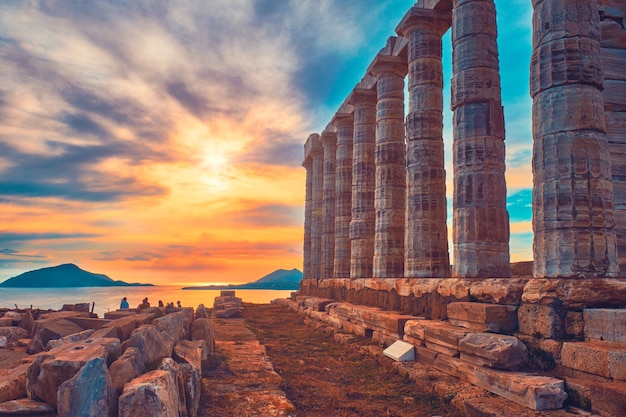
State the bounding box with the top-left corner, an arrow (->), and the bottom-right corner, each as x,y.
199,302 -> 463,417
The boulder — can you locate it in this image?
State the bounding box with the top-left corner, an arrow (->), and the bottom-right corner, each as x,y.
123,324 -> 174,368
0,364 -> 28,403
46,329 -> 95,350
178,362 -> 200,417
159,358 -> 188,417
109,347 -> 144,393
0,327 -> 29,347
154,311 -> 187,342
191,318 -> 215,355
57,357 -> 118,417
101,313 -> 153,342
26,338 -> 121,407
174,340 -> 208,372
459,333 -> 529,370
18,310 -> 34,335
195,304 -> 209,319
118,370 -> 180,417
0,398 -> 54,414
28,318 -> 85,354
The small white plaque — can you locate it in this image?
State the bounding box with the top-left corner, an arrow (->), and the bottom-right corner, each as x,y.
383,340 -> 415,362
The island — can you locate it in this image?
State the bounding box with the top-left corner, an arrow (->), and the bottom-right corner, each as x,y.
0,263 -> 153,288
182,268 -> 302,291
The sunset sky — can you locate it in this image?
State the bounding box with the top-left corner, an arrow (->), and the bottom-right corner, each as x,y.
0,0 -> 533,286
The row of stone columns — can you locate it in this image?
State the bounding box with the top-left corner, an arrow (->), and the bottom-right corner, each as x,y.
303,1 -> 512,280
303,0 -> 623,281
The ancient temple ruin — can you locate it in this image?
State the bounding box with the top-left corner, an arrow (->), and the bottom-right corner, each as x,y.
299,0 -> 626,413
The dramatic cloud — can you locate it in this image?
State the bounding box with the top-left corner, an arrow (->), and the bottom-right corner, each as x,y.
0,0 -> 535,283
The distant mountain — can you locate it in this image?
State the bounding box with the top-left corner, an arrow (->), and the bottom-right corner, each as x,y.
0,263 -> 153,288
182,268 -> 303,291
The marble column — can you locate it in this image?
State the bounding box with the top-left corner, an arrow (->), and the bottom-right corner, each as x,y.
320,130 -> 337,280
369,55 -> 408,278
305,134 -> 323,280
451,0 -> 511,278
397,8 -> 451,278
348,88 -> 377,279
332,112 -> 354,278
531,0 -> 618,277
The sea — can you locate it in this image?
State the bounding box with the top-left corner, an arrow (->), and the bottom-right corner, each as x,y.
0,286 -> 294,317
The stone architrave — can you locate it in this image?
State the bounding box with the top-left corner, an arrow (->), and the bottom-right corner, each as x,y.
397,7 -> 451,278
332,112 -> 354,278
303,134 -> 323,280
320,130 -> 337,280
531,0 -> 618,277
369,52 -> 408,278
347,88 -> 377,279
451,0 -> 511,278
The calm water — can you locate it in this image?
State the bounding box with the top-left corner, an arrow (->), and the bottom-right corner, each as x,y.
0,286 -> 294,317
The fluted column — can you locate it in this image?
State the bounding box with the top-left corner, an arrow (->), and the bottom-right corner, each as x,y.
451,0 -> 511,277
397,8 -> 451,278
348,88 -> 377,279
531,0 -> 618,277
302,157 -> 313,280
320,130 -> 337,280
307,134 -> 324,280
332,113 -> 354,278
370,55 -> 408,278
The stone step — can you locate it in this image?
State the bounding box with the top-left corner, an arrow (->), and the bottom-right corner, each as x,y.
404,319 -> 472,356
459,332 -> 529,371
560,340 -> 626,380
328,302 -> 416,337
298,297 -> 335,312
434,354 -> 567,411
583,308 -> 626,343
447,302 -> 518,333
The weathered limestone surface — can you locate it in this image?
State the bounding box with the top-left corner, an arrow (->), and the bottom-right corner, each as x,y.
109,346 -> 145,393
584,308 -> 626,342
46,329 -> 94,350
591,380 -> 626,417
118,370 -> 180,417
320,129 -> 337,280
447,302 -> 518,333
434,354 -> 566,410
124,324 -> 175,369
561,340 -> 626,380
531,0 -> 619,278
522,277 -> 626,308
26,337 -> 121,407
213,294 -> 243,318
28,318 -> 84,354
191,318 -> 215,355
0,398 -> 54,415
397,8 -> 451,278
332,112 -> 354,278
517,304 -> 564,339
348,87 -> 377,279
57,357 -> 118,417
0,326 -> 28,348
451,0 -> 510,278
0,364 -> 28,403
369,44 -> 407,278
458,332 -> 529,370
101,313 -> 154,342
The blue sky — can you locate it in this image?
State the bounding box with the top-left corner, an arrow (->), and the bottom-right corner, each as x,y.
0,0 -> 534,284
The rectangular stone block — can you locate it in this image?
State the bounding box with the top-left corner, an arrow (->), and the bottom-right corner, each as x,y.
518,304 -> 564,339
328,303 -> 415,337
591,380 -> 626,417
66,317 -> 111,330
414,345 -> 438,366
301,297 -> 335,312
383,340 -> 415,362
434,355 -> 567,410
447,302 -> 518,333
604,80 -> 626,112
423,321 -> 471,356
459,333 -> 529,370
403,319 -> 427,344
584,308 -> 626,342
561,341 -> 626,380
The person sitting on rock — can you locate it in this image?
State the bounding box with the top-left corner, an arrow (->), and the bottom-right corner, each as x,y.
138,297 -> 150,309
120,297 -> 129,310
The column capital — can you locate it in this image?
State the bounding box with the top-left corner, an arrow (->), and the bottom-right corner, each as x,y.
348,88 -> 377,107
368,54 -> 408,79
303,133 -> 322,163
331,112 -> 354,129
320,130 -> 337,145
396,7 -> 451,37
